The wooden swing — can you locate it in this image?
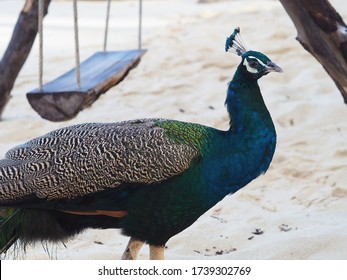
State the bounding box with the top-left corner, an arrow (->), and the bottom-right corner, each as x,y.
27,0 -> 146,122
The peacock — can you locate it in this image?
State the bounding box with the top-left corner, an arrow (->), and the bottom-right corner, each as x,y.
0,28 -> 282,260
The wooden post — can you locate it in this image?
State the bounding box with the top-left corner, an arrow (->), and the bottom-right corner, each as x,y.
279,0 -> 347,103
0,0 -> 51,119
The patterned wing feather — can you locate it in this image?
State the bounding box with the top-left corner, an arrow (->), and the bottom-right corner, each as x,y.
0,119 -> 203,203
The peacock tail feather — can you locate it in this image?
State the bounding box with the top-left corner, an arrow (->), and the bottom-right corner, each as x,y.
0,207 -> 20,254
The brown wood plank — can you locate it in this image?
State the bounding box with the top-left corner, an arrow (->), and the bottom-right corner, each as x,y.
27,49 -> 146,122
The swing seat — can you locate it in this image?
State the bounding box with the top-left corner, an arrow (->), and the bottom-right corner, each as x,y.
27,49 -> 146,122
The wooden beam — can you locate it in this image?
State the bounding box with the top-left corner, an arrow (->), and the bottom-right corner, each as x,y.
27,50 -> 146,122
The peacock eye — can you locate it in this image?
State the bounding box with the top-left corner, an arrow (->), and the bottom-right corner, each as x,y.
249,60 -> 259,68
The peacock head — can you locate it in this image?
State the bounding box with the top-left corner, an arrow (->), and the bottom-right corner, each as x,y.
226,27 -> 283,79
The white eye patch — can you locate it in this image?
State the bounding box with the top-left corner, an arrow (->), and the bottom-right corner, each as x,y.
243,56 -> 267,73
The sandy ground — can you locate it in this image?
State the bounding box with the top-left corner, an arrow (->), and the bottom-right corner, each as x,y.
0,0 -> 347,259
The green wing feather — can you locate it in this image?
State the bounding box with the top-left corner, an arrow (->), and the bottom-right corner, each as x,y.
156,119 -> 212,153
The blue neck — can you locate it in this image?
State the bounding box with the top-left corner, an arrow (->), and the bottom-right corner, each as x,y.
201,66 -> 276,199
225,66 -> 273,134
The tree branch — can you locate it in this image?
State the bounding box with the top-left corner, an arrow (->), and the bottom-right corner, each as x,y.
0,0 -> 51,119
279,0 -> 347,103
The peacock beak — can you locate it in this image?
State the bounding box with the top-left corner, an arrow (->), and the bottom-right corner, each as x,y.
265,61 -> 283,73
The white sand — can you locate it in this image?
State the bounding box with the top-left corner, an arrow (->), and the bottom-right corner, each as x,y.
1,0 -> 347,259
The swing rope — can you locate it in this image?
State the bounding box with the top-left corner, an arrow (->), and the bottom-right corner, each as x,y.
38,0 -> 143,92
138,0 -> 143,50
38,0 -> 81,90
73,0 -> 81,89
38,0 -> 44,91
103,0 -> 111,52
103,0 -> 143,51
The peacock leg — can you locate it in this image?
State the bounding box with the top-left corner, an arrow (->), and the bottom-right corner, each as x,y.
121,237 -> 144,260
149,245 -> 165,260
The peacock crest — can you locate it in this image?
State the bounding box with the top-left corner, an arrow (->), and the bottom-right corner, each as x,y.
225,27 -> 248,56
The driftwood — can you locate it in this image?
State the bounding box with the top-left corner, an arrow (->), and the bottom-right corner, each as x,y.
279,0 -> 347,103
0,0 -> 51,119
27,50 -> 146,122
